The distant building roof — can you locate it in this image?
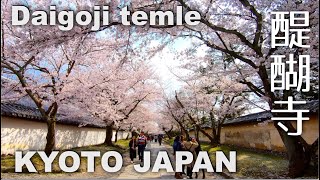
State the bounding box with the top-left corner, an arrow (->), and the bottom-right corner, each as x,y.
1,102 -> 106,128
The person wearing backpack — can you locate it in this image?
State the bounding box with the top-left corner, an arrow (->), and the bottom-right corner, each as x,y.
182,137 -> 199,179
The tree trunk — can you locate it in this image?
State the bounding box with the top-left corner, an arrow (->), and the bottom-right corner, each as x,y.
179,126 -> 190,140
44,118 -> 56,155
164,130 -> 172,139
104,124 -> 114,146
163,125 -> 174,139
273,120 -> 310,177
196,125 -> 214,144
211,128 -> 220,147
195,126 -> 200,142
210,128 -> 219,147
126,133 -> 130,140
213,125 -> 221,146
115,131 -> 118,142
176,121 -> 189,140
258,66 -> 312,177
210,136 -> 220,147
268,95 -> 311,177
185,131 -> 190,141
114,127 -> 120,142
181,126 -> 189,140
43,102 -> 58,156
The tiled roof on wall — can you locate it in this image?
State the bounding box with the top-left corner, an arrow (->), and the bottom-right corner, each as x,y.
224,100 -> 319,126
300,100 -> 319,112
1,102 -> 44,120
1,102 -> 106,128
224,111 -> 272,125
198,100 -> 319,128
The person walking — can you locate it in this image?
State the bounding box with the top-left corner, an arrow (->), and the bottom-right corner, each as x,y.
182,137 -> 199,179
158,134 -> 163,146
173,135 -> 184,179
137,131 -> 147,162
129,136 -> 137,163
154,134 -> 158,143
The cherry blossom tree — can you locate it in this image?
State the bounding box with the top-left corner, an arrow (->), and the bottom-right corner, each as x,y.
1,0 -> 131,154
171,77 -> 248,145
61,56 -> 160,145
2,0 -> 318,176
1,35 -> 95,154
131,0 -> 318,176
161,95 -> 191,139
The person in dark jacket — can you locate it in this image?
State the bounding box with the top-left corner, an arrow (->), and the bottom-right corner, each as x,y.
129,136 -> 137,163
173,135 -> 183,155
173,135 -> 184,179
158,134 -> 163,146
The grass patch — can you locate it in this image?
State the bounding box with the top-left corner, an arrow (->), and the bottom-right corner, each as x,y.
200,142 -> 288,178
163,138 -> 288,178
164,138 -> 174,146
1,155 -> 15,171
114,139 -> 130,150
1,142 -> 128,174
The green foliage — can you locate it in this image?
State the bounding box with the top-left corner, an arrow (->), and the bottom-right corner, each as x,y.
114,139 -> 131,150
164,138 -> 174,146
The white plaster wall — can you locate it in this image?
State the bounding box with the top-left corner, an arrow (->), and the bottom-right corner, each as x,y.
1,116 -> 128,155
122,131 -> 130,139
111,131 -> 131,142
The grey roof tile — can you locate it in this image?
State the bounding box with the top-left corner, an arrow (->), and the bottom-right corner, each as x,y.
1,102 -> 106,128
223,100 -> 318,125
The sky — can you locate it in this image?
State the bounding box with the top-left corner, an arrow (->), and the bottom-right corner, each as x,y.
149,37 -> 208,95
149,39 -> 187,95
150,37 -> 268,115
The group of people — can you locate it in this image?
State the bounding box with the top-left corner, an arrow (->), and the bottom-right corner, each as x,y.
173,135 -> 205,179
150,134 -> 164,145
129,132 -> 164,163
129,132 -> 204,179
129,131 -> 147,163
